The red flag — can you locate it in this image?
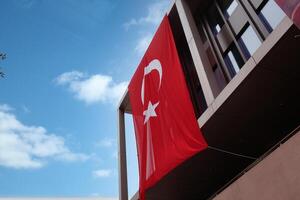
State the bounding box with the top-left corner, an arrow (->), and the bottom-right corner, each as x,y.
275,0 -> 300,28
128,16 -> 207,199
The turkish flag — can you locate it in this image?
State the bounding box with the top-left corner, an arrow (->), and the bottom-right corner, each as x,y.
128,16 -> 207,199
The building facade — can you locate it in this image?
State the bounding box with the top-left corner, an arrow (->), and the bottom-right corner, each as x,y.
118,0 -> 300,199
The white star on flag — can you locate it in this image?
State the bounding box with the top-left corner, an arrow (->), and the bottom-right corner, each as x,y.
143,101 -> 159,124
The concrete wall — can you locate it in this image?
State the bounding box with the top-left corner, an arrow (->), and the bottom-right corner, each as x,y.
213,130 -> 300,200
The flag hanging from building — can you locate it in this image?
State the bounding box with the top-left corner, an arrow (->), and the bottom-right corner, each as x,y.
128,16 -> 207,199
275,0 -> 300,28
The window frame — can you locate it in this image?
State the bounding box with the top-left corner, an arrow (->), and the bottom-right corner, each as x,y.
199,0 -> 282,83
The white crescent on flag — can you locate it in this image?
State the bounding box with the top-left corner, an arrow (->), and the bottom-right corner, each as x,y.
141,59 -> 162,105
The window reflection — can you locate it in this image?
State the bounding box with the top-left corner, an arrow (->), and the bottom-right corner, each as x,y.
216,24 -> 221,33
227,51 -> 240,74
219,0 -> 239,18
238,25 -> 262,58
226,0 -> 238,16
224,45 -> 244,77
259,0 -> 286,32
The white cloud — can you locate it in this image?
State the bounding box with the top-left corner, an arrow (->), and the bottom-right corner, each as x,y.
90,194 -> 118,200
135,33 -> 153,55
125,1 -> 170,55
13,0 -> 37,9
93,169 -> 112,178
0,105 -> 89,169
112,151 -> 118,159
123,1 -> 170,30
22,105 -> 31,113
55,71 -> 85,85
90,193 -> 100,197
123,19 -> 138,30
0,104 -> 14,112
55,71 -> 128,105
96,138 -> 115,148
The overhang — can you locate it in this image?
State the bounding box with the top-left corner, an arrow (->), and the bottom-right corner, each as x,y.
144,18 -> 300,199
118,15 -> 300,200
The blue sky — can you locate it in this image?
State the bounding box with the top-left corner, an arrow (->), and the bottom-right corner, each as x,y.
0,0 -> 170,198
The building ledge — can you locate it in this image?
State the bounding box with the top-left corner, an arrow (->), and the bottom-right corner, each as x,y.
144,18 -> 300,199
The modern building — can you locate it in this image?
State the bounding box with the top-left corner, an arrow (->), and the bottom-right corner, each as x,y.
118,0 -> 300,199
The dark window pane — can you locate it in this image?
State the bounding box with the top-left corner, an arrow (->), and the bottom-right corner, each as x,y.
214,65 -> 228,90
207,4 -> 225,35
169,6 -> 207,117
206,46 -> 228,91
206,47 -> 218,67
198,23 -> 208,43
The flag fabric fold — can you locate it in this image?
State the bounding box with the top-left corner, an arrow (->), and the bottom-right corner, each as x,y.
128,16 -> 207,199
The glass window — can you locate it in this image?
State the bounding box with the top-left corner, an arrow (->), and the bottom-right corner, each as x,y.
216,24 -> 221,33
219,0 -> 239,18
224,45 -> 244,77
238,25 -> 262,58
206,47 -> 227,91
259,0 -> 286,32
228,51 -> 240,73
198,23 -> 208,43
214,65 -> 228,90
207,4 -> 225,35
226,0 -> 238,16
